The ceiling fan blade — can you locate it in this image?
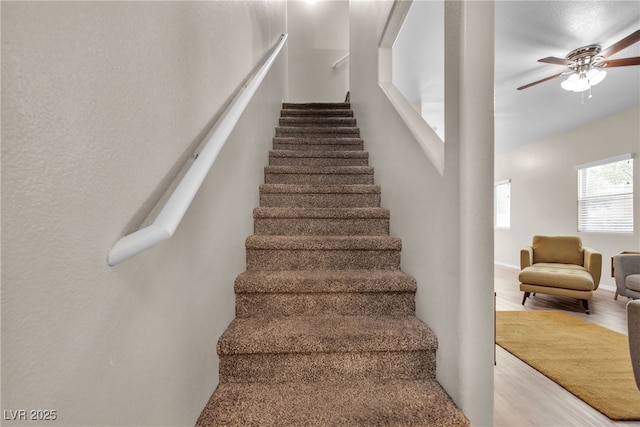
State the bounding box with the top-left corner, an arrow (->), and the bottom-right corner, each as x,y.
599,29 -> 640,59
597,57 -> 640,67
517,72 -> 567,90
538,56 -> 574,66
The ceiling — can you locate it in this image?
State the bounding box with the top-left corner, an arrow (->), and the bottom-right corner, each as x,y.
393,1 -> 640,154
495,1 -> 640,154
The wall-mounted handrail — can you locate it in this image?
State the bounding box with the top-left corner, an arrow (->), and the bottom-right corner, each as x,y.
332,53 -> 349,69
107,33 -> 288,266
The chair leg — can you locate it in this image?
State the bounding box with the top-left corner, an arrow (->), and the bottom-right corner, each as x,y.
522,291 -> 530,305
581,299 -> 590,315
614,289 -> 619,300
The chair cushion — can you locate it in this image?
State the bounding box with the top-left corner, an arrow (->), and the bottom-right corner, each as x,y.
627,274 -> 640,293
532,235 -> 584,265
519,263 -> 594,291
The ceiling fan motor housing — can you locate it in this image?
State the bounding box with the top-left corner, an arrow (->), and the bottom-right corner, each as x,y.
566,44 -> 603,71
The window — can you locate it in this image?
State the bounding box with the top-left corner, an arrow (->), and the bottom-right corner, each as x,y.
495,180 -> 511,229
577,154 -> 634,233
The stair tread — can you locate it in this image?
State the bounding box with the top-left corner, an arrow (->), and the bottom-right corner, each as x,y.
280,117 -> 356,124
246,235 -> 401,250
235,270 -> 416,293
253,207 -> 389,219
281,109 -> 354,117
196,379 -> 469,427
217,315 -> 436,355
277,126 -> 358,132
273,137 -> 363,143
260,184 -> 380,194
283,102 -> 350,109
265,165 -> 374,174
269,150 -> 368,158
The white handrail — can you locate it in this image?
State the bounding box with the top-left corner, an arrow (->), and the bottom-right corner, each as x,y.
108,33 -> 289,266
332,53 -> 349,69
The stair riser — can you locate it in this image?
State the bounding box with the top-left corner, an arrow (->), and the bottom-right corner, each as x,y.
273,142 -> 364,151
219,350 -> 435,383
283,102 -> 350,110
276,132 -> 361,139
269,157 -> 368,167
276,129 -> 360,138
279,118 -> 357,127
254,218 -> 389,235
246,249 -> 401,270
264,173 -> 374,185
281,109 -> 354,117
260,192 -> 380,208
235,292 -> 415,317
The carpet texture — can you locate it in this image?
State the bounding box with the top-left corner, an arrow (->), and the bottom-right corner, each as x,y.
496,310 -> 640,421
196,102 -> 469,426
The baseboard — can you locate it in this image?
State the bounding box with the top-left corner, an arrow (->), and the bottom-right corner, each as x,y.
494,261 -> 519,271
598,284 -> 616,293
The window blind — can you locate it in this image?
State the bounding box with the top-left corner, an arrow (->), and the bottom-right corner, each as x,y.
577,155 -> 634,233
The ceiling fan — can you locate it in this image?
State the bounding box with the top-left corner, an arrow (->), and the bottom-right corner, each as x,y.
517,29 -> 640,94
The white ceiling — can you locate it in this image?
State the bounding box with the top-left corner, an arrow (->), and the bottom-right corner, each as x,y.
393,1 -> 640,154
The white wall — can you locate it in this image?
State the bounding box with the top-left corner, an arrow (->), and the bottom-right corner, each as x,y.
1,2 -> 286,426
350,1 -> 494,425
495,106 -> 640,290
287,0 -> 349,102
392,0 -> 445,141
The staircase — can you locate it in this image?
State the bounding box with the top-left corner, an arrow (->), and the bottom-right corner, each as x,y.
196,103 -> 469,426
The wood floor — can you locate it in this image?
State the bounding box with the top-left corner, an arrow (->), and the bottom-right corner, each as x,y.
494,265 -> 640,427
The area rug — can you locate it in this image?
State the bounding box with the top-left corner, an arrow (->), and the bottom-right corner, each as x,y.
495,310 -> 640,421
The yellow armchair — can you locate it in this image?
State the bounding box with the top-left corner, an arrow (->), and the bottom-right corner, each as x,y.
519,235 -> 602,314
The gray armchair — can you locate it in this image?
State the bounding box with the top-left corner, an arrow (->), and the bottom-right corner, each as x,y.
613,253 -> 640,300
628,300 -> 640,390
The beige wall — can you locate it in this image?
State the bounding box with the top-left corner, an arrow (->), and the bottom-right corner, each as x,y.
1,2 -> 286,425
495,106 -> 640,290
349,1 -> 494,424
287,0 -> 349,102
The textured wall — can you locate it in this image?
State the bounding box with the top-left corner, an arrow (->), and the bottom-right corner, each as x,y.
349,1 -> 494,425
495,106 -> 640,288
1,1 -> 286,425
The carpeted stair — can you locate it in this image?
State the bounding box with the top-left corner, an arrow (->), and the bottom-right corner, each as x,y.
196,102 -> 469,426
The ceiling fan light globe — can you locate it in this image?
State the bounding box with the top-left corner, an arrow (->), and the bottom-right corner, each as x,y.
561,79 -> 576,91
587,68 -> 606,86
561,73 -> 580,91
574,75 -> 591,92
